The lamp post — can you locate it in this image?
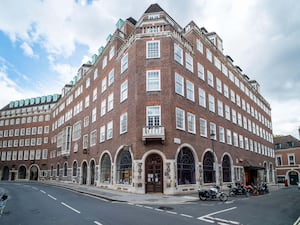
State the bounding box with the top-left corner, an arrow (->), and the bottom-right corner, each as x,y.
210,132 -> 216,184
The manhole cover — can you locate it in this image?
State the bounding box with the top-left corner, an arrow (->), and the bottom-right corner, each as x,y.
158,206 -> 174,210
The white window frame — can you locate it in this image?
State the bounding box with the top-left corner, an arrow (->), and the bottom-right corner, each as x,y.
146,70 -> 161,91
120,112 -> 128,134
121,53 -> 128,74
175,73 -> 184,96
200,118 -> 207,137
146,40 -> 160,58
120,80 -> 128,102
174,43 -> 183,65
187,112 -> 196,134
175,107 -> 185,131
186,80 -> 195,102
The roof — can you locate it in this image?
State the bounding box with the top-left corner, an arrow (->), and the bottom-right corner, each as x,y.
274,135 -> 300,149
144,3 -> 164,13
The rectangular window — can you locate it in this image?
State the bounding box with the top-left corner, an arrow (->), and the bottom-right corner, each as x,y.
196,39 -> 203,53
176,107 -> 185,130
108,69 -> 115,86
92,108 -> 97,123
230,89 -> 235,103
210,122 -> 217,140
187,112 -> 196,134
185,52 -> 194,72
147,106 -> 161,126
42,149 -> 48,160
120,112 -> 128,134
231,109 -> 237,124
93,88 -> 97,102
120,80 -> 128,102
18,150 -> 23,160
174,43 -> 183,64
197,63 -> 205,80
216,78 -> 222,93
227,129 -> 232,145
207,71 -> 214,87
276,156 -> 282,166
288,154 -> 295,165
107,93 -> 114,112
244,137 -> 249,150
84,116 -> 89,128
86,78 -> 90,88
239,135 -> 244,149
85,95 -> 90,108
224,84 -> 229,98
101,99 -> 106,117
217,100 -> 224,117
233,132 -> 239,147
101,77 -> 107,93
146,40 -> 160,58
237,113 -> 242,127
90,130 -> 97,146
146,70 -> 161,91
214,56 -> 221,70
94,68 -> 98,80
219,126 -> 225,143
175,73 -> 184,96
198,88 -> 206,108
83,135 -> 88,149
121,53 -> 128,74
206,48 -> 212,62
186,80 -> 195,101
200,118 -> 207,137
208,95 -> 215,112
102,56 -> 107,69
100,125 -> 106,143
107,121 -> 113,140
109,46 -> 115,60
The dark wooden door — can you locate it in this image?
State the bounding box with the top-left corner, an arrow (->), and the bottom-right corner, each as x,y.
145,154 -> 163,193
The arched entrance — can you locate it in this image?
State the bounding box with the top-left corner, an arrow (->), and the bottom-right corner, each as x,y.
288,171 -> 299,185
2,166 -> 9,180
222,155 -> 231,182
82,161 -> 88,185
100,153 -> 111,184
145,153 -> 163,193
90,160 -> 95,185
203,151 -> 216,183
177,147 -> 196,185
18,166 -> 27,179
30,165 -> 39,180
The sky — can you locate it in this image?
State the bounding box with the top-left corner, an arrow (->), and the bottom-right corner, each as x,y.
0,0 -> 299,138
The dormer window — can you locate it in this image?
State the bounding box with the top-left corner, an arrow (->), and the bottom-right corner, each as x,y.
148,14 -> 159,20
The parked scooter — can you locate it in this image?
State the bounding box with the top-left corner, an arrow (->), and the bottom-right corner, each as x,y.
198,185 -> 228,201
245,183 -> 259,196
227,183 -> 249,197
257,183 -> 269,195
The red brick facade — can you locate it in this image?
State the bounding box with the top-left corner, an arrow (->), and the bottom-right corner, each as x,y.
0,4 -> 275,194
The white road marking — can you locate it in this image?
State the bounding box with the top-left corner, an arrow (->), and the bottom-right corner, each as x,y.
166,210 -> 177,215
47,194 -> 57,200
155,208 -> 164,212
32,187 -> 38,190
143,206 -> 153,209
135,204 -> 143,207
61,202 -> 81,214
198,207 -> 240,225
180,213 -> 193,218
40,190 -> 46,194
94,221 -> 103,225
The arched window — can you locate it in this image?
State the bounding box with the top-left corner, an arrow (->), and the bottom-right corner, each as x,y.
177,147 -> 196,185
64,162 -> 68,177
116,150 -> 132,184
222,155 -> 231,182
50,165 -> 54,176
203,151 -> 215,183
72,161 -> 77,176
100,153 -> 111,183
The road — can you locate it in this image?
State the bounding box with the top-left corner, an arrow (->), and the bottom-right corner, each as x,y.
0,182 -> 299,225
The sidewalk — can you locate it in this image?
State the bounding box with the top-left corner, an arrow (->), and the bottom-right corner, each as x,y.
42,181 -> 199,205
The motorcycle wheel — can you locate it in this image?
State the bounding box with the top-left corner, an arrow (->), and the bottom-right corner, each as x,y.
219,193 -> 228,201
199,194 -> 207,201
229,191 -> 235,197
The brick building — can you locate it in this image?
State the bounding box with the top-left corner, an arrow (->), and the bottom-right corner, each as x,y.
0,95 -> 60,181
0,4 -> 275,194
274,134 -> 300,185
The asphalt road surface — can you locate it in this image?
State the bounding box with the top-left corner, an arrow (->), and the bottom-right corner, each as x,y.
0,182 -> 299,225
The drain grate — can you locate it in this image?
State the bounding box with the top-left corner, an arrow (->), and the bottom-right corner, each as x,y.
158,206 -> 174,210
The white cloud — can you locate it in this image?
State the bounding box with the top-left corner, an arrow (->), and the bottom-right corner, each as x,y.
20,42 -> 38,58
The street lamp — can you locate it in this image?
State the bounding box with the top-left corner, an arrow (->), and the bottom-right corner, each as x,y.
210,132 -> 216,183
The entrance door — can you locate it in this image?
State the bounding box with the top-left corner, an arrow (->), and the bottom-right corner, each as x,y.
289,171 -> 299,185
145,154 -> 163,193
30,166 -> 38,180
82,162 -> 87,185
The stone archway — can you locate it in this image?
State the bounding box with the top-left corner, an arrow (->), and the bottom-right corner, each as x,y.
18,165 -> 27,179
30,165 -> 39,180
82,161 -> 88,185
145,153 -> 163,193
288,171 -> 299,185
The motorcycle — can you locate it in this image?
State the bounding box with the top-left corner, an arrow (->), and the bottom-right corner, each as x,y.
257,183 -> 269,195
198,185 -> 228,201
245,184 -> 259,196
227,183 -> 249,197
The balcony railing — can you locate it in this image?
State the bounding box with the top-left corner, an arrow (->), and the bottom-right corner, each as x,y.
142,126 -> 165,144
